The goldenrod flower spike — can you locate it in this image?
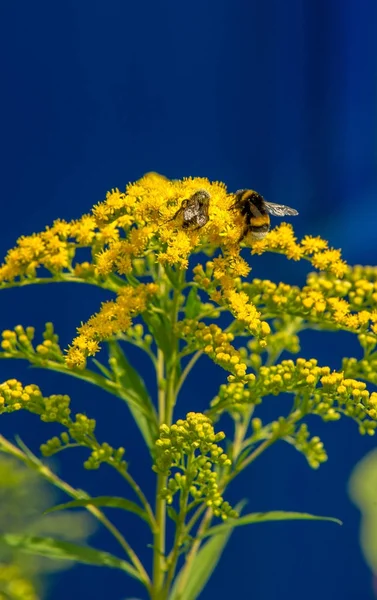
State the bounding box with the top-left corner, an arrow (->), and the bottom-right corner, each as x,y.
0,172 -> 376,599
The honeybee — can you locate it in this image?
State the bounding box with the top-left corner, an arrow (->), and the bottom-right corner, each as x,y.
168,190 -> 210,230
229,189 -> 298,242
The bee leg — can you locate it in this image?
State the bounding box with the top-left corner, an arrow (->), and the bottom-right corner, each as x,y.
229,198 -> 243,211
165,208 -> 182,224
237,224 -> 249,243
165,199 -> 189,224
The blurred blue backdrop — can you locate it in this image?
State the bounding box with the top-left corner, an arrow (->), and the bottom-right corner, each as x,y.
2,1 -> 377,599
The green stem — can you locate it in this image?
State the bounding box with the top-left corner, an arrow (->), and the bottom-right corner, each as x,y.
114,466 -> 157,532
0,273 -> 121,293
153,473 -> 167,599
232,407 -> 254,463
226,437 -> 276,486
157,349 -> 166,425
153,335 -> 167,597
173,508 -> 213,600
0,354 -> 159,436
174,350 -> 203,399
165,281 -> 182,425
164,483 -> 190,595
184,503 -> 206,536
152,267 -> 183,598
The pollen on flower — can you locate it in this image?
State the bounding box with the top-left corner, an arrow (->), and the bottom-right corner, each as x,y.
66,283 -> 158,369
301,236 -> 329,254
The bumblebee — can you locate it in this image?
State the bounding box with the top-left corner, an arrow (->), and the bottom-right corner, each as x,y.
229,189 -> 298,242
168,190 -> 210,230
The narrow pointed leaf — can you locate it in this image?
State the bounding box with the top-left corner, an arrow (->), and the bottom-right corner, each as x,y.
44,496 -> 150,525
185,288 -> 201,319
144,312 -> 171,358
108,341 -> 158,452
201,511 -> 342,539
0,534 -> 143,582
167,506 -> 179,523
92,358 -> 113,379
169,501 -> 246,600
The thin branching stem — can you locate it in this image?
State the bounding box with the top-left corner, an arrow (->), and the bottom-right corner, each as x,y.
0,435 -> 151,589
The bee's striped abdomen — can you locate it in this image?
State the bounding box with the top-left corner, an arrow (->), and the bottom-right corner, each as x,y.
231,189 -> 270,241
242,191 -> 270,238
230,188 -> 298,243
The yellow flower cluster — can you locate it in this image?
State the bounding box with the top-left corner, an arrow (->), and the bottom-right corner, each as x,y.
66,283 -> 157,369
343,349 -> 377,390
243,274 -> 377,339
0,219 -> 81,284
154,412 -> 236,520
192,262 -> 270,345
0,379 -> 71,422
308,269 -> 377,325
0,563 -> 38,600
0,173 -> 356,382
177,320 -> 248,378
89,173 -> 235,271
211,358 -> 377,435
251,225 -> 348,277
0,174 -> 349,295
211,379 -> 258,414
246,316 -> 301,363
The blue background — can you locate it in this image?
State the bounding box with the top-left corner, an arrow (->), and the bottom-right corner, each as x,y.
2,1 -> 377,599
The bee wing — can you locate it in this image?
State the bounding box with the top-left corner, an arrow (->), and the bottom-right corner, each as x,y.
264,201 -> 299,217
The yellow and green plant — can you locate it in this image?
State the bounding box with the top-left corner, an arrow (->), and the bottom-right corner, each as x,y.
0,172 -> 376,599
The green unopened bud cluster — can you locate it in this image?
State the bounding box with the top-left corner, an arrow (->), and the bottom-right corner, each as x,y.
309,266 -> 377,311
247,316 -> 301,361
0,379 -> 70,419
154,412 -> 237,520
124,322 -> 153,348
84,442 -> 126,471
192,263 -> 216,292
248,416 -> 327,469
343,345 -> 377,389
73,261 -> 97,279
0,378 -> 126,471
177,320 -> 247,377
292,423 -> 327,468
213,358 -> 377,434
211,380 -> 259,414
0,322 -> 64,363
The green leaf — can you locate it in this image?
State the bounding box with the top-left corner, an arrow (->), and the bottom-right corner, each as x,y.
92,358 -> 113,379
201,511 -> 342,539
169,501 -> 246,600
167,506 -> 179,523
108,341 -> 158,453
0,534 -> 143,582
44,496 -> 150,525
185,288 -> 201,319
125,273 -> 140,288
144,312 -> 171,358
